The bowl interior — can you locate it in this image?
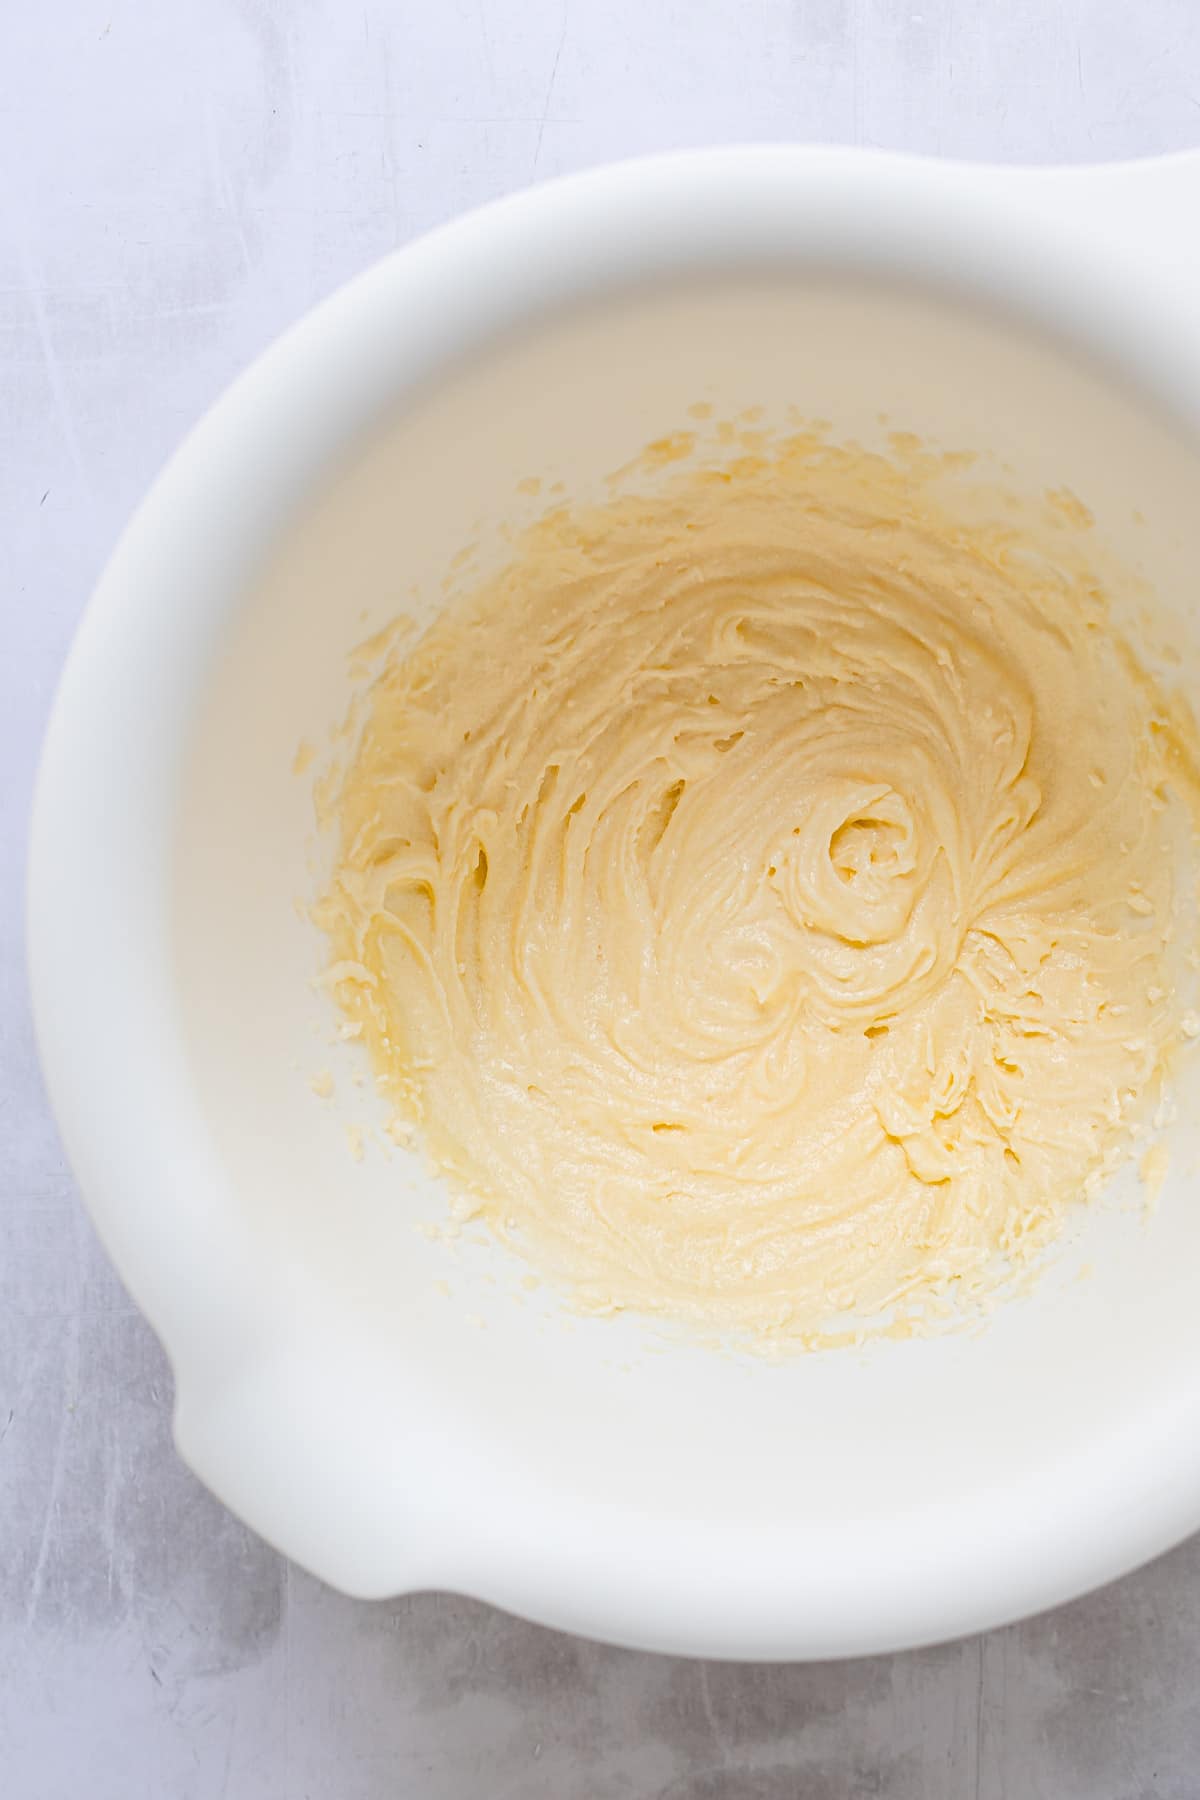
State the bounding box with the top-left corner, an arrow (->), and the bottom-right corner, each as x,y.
173,265 -> 1200,1646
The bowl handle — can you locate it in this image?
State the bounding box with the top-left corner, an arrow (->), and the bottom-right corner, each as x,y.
172,1339 -> 454,1600
1000,150 -> 1200,292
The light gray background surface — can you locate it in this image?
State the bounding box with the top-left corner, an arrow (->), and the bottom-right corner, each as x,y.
4,3 -> 1200,1796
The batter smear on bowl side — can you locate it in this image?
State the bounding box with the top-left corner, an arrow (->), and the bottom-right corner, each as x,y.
315,430 -> 1200,1345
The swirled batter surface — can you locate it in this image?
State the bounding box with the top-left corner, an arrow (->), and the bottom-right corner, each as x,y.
317,433 -> 1200,1343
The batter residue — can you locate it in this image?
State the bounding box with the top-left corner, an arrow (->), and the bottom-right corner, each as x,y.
316,431 -> 1200,1343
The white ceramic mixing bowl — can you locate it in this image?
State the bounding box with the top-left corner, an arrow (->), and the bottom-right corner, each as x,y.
29,147 -> 1200,1659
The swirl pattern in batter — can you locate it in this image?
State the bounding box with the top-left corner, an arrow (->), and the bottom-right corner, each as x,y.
317,432 -> 1200,1343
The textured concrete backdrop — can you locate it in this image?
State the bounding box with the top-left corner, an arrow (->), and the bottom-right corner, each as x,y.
4,3 -> 1200,1795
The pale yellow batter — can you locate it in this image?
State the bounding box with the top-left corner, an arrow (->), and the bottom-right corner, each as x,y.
316,431 -> 1200,1343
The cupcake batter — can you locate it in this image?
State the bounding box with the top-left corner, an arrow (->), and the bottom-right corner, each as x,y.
316,432 -> 1200,1343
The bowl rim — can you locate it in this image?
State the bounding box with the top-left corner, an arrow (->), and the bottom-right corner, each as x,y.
28,142 -> 1200,1658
